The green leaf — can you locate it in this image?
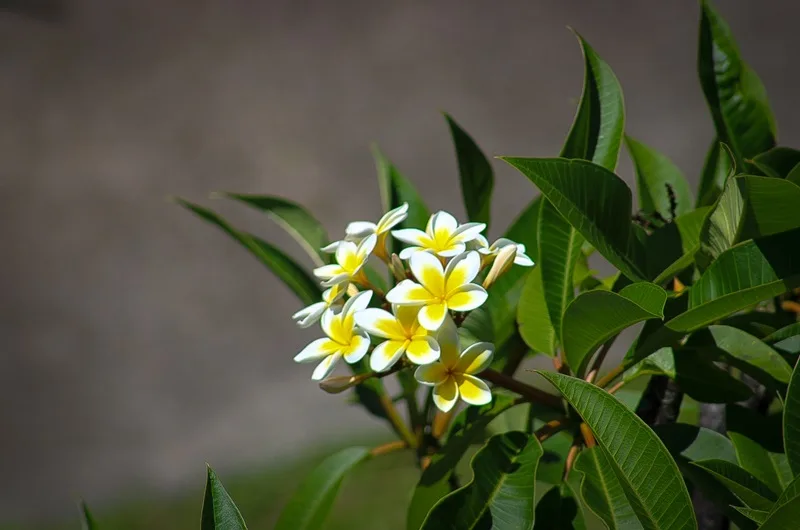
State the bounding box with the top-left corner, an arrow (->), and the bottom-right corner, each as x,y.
647,206 -> 712,284
573,446 -> 639,529
765,322 -> 800,344
217,194 -> 329,266
177,199 -> 321,305
539,200 -> 583,348
752,147 -> 800,178
421,431 -> 542,530
697,173 -> 744,267
737,176 -> 800,239
407,396 -> 519,530
560,30 -> 625,171
201,466 -> 248,530
501,157 -> 646,281
758,496 -> 800,530
537,372 -> 697,529
275,447 -> 370,530
518,266 -> 557,356
728,431 -> 787,495
691,459 -> 777,511
625,135 -> 693,218
698,0 -> 776,169
80,501 -> 98,530
788,164 -> 800,185
445,113 -> 493,228
372,145 -> 430,256
771,474 -> 800,514
562,282 -> 667,375
785,358 -> 800,476
733,507 -> 768,524
533,483 -> 586,530
696,140 -> 734,208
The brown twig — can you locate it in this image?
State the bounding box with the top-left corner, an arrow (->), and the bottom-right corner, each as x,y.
564,441 -> 582,480
594,363 -> 626,390
584,336 -> 618,384
607,380 -> 626,395
534,419 -> 568,443
480,369 -> 563,409
379,392 -> 417,448
580,422 -> 596,448
369,439 -> 409,457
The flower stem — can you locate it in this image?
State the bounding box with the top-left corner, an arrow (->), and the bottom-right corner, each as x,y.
369,439 -> 409,457
379,391 -> 417,448
534,419 -> 568,442
594,363 -> 626,389
584,335 -> 618,384
480,369 -> 563,410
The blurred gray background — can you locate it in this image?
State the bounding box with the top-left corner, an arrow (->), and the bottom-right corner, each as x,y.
1,0 -> 798,522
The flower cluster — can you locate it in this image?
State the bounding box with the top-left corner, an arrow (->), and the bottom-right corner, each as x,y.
291,204 -> 533,412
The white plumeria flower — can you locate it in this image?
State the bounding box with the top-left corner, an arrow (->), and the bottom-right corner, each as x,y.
293,290 -> 373,381
386,251 -> 487,331
291,284 -> 346,328
474,235 -> 534,267
393,210 -> 485,259
354,305 -> 440,372
414,318 -> 493,412
313,234 -> 376,287
320,203 -> 409,255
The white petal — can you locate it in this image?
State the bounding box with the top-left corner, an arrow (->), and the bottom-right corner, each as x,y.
444,251 -> 481,291
436,316 -> 461,368
354,308 -> 404,339
409,251 -> 445,294
417,303 -> 448,331
291,302 -> 326,328
489,237 -> 516,251
342,290 -> 373,317
457,342 -> 495,374
436,243 -> 467,258
428,211 -> 458,237
392,228 -> 430,246
446,284 -> 488,312
320,273 -> 350,288
335,241 -> 359,267
322,285 -> 346,305
514,252 -> 534,267
405,336 -> 441,365
294,338 -> 340,363
343,331 -> 370,364
320,308 -> 339,338
432,378 -> 459,412
376,203 -> 409,233
450,222 -> 486,244
356,234 -> 377,260
313,264 -> 344,280
386,279 -> 434,305
398,246 -> 425,260
456,374 -> 492,406
369,340 -> 407,372
414,362 -> 448,386
311,351 -> 343,381
345,221 -> 377,238
320,241 -> 342,253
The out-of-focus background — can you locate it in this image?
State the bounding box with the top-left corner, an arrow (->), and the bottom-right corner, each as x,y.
1,0 -> 798,527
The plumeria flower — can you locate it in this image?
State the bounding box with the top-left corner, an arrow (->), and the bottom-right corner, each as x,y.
293,291 -> 373,380
291,284 -> 346,328
386,251 -> 487,331
320,203 -> 409,256
313,234 -> 376,287
354,305 -> 440,372
474,235 -> 534,267
393,211 -> 485,259
415,318 -> 493,412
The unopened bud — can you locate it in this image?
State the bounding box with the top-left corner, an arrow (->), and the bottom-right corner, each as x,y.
390,253 -> 407,282
319,373 -> 371,394
482,245 -> 518,289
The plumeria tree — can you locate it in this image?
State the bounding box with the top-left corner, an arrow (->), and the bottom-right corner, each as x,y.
76,1 -> 800,529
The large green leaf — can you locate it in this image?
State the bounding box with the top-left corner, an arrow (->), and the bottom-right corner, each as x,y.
785,358 -> 800,477
752,147 -> 800,178
539,200 -> 583,348
562,282 -> 667,375
696,140 -> 734,208
698,0 -> 776,169
573,446 -> 639,529
275,447 -> 370,530
202,466 -> 248,530
407,396 -> 519,530
734,507 -> 769,524
697,173 -> 744,267
728,431 -> 788,495
737,176 -> 800,239
80,502 -> 98,530
537,372 -> 697,529
218,194 -> 329,266
533,483 -> 586,530
560,31 -> 624,171
691,459 -> 777,511
647,207 -> 711,284
625,135 -> 693,218
501,158 -> 646,281
177,199 -> 321,305
759,496 -> 800,530
421,431 -> 542,530
445,113 -> 493,228
771,475 -> 800,515
518,266 -> 556,356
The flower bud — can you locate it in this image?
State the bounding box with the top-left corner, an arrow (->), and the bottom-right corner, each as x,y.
319,373 -> 371,394
390,253 -> 407,282
482,245 -> 518,289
